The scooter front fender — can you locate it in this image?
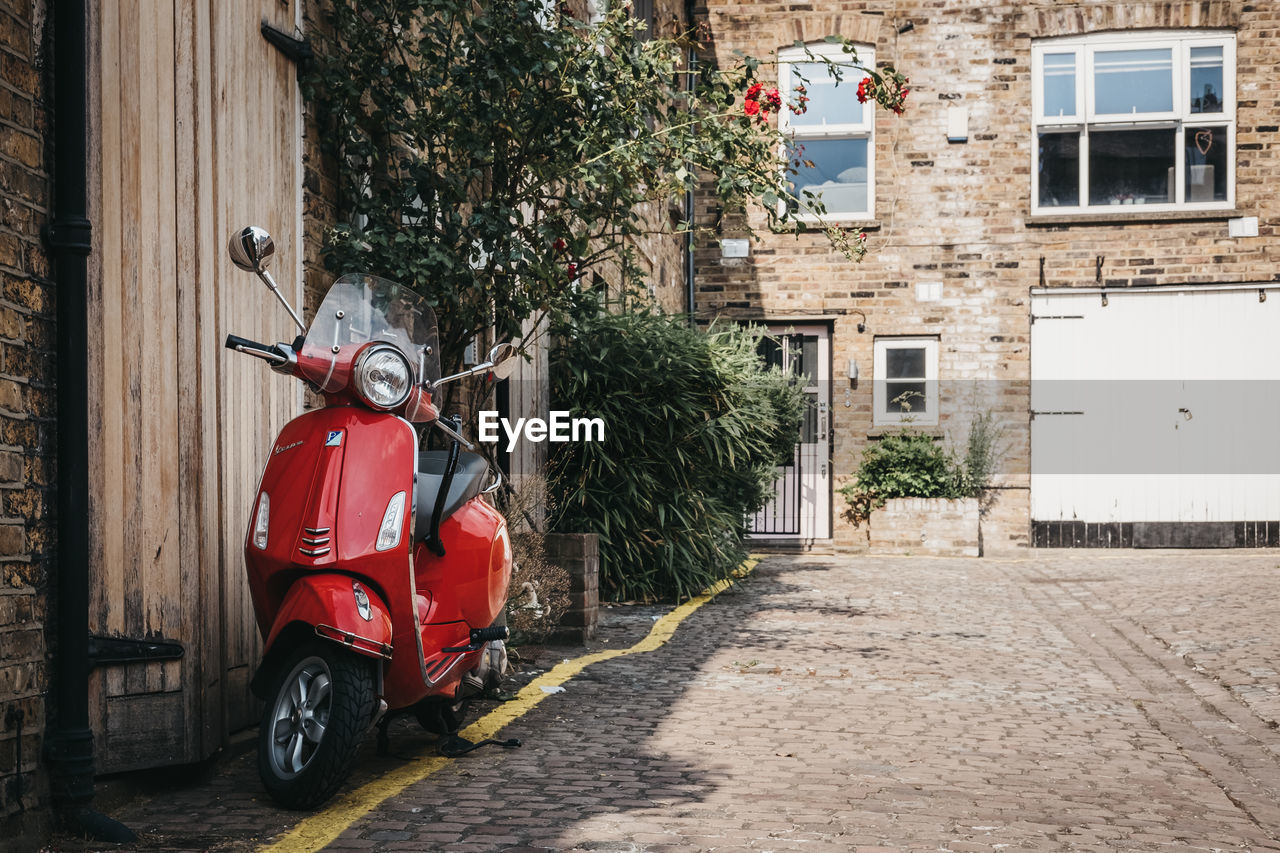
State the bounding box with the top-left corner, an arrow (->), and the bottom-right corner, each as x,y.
264,573 -> 394,661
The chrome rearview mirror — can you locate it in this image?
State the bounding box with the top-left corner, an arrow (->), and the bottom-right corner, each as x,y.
432,341 -> 520,389
488,342 -> 518,381
227,225 -> 306,334
228,225 -> 275,274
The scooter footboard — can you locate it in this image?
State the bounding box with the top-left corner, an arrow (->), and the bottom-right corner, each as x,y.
419,621 -> 485,677
264,574 -> 393,661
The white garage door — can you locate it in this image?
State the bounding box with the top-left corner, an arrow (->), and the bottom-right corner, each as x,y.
1031,285 -> 1280,526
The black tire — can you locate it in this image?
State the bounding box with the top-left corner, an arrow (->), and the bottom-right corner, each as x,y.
415,698 -> 470,735
257,641 -> 376,809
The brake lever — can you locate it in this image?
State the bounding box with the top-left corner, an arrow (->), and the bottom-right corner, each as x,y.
433,416 -> 476,451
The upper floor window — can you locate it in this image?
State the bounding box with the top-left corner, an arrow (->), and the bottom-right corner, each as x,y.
778,43 -> 875,221
1032,31 -> 1235,214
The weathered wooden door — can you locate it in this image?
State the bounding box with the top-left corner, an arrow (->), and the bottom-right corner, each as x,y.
1031,285 -> 1280,531
87,0 -> 301,772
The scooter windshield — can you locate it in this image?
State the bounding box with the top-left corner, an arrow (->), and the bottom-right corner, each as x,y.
302,273 -> 442,393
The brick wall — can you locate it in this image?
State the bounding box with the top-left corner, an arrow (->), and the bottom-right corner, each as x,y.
0,0 -> 53,838
545,532 -> 600,643
694,0 -> 1272,550
869,497 -> 980,556
626,0 -> 693,314
301,0 -> 337,317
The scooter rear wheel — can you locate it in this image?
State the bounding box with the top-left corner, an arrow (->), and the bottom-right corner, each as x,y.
258,641 -> 375,809
415,698 -> 470,735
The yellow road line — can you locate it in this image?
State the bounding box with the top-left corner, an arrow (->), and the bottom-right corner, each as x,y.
260,557 -> 761,853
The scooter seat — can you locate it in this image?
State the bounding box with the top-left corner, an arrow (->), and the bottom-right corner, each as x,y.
414,451 -> 491,538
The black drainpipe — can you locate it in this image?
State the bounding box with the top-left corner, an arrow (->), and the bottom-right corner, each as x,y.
42,0 -> 134,841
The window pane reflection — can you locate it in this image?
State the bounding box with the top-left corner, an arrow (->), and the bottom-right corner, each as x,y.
789,62 -> 865,128
1094,49 -> 1173,114
789,138 -> 869,215
1043,53 -> 1076,117
1190,47 -> 1224,114
1088,129 -> 1175,206
886,347 -> 925,379
1185,127 -> 1228,202
1039,132 -> 1080,207
886,382 -> 927,414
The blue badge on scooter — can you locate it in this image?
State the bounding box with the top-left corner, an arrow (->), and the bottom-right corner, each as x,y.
325,430 -> 343,447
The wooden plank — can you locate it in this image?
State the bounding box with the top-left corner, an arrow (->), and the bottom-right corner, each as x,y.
217,0 -> 247,733
138,0 -> 180,698
219,0 -> 290,733
103,691 -> 186,773
120,0 -> 150,701
93,0 -> 126,706
85,0 -> 108,719
178,0 -> 225,758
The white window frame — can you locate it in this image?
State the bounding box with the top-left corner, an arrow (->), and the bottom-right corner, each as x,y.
873,336 -> 939,426
1031,30 -> 1235,215
778,42 -> 876,222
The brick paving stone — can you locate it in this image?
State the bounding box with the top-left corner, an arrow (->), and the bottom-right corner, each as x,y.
50,552 -> 1280,851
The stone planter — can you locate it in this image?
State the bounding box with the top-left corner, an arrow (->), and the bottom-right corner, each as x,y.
868,497 -> 981,557
544,532 -> 600,642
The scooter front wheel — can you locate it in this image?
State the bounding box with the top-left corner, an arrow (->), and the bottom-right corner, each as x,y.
258,641 -> 375,809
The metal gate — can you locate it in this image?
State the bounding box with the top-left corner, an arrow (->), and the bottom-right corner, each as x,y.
749,326 -> 830,540
751,424 -> 806,536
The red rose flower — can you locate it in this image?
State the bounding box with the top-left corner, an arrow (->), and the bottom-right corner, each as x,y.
856,76 -> 872,104
745,81 -> 764,100
765,88 -> 782,110
552,237 -> 567,252
566,262 -> 578,281
744,99 -> 760,117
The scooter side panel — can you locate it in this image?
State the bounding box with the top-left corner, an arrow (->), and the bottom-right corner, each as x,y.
264,573 -> 393,660
414,498 -> 512,630
243,409 -> 345,638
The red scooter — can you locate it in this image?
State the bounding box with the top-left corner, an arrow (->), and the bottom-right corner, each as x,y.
224,226 -> 515,808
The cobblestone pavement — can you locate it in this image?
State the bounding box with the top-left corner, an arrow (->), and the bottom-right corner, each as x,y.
52,551 -> 1280,852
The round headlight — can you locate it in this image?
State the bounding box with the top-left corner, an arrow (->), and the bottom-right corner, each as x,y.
353,344 -> 412,410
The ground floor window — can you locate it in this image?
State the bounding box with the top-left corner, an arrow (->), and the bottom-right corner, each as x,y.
873,336 -> 938,425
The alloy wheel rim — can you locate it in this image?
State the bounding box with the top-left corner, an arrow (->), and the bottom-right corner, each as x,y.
268,656 -> 332,778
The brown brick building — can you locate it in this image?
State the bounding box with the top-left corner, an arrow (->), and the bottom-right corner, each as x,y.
0,0 -> 54,840
6,0 -> 1276,842
692,0 -> 1280,552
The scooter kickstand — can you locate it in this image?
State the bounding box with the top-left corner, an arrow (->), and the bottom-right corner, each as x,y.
437,734 -> 522,758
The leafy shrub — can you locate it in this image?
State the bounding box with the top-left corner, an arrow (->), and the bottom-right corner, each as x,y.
848,431 -> 967,503
549,308 -> 803,602
962,409 -> 1005,498
838,413 -> 1007,524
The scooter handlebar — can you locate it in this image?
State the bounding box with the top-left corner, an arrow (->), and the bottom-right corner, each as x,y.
225,333 -> 289,365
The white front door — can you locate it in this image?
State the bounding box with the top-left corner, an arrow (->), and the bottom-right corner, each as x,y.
1031,285 -> 1280,524
749,325 -> 831,540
